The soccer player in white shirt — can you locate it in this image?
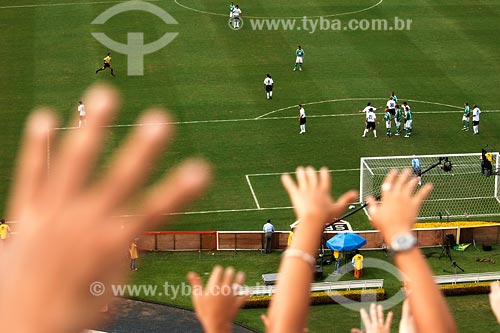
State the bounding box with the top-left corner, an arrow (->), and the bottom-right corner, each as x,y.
232,5 -> 241,29
263,74 -> 274,100
298,105 -> 306,134
359,102 -> 378,115
472,104 -> 481,135
362,108 -> 378,138
77,101 -> 86,128
386,97 -> 396,116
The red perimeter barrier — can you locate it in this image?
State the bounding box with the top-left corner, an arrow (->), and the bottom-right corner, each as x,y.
140,231 -> 217,251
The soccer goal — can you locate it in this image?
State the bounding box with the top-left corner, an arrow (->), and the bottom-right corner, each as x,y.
360,153 -> 500,220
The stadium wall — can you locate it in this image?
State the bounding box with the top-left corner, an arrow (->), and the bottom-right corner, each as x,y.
137,226 -> 500,251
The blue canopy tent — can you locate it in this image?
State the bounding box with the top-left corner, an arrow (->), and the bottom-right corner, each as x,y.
326,233 -> 366,252
326,233 -> 367,274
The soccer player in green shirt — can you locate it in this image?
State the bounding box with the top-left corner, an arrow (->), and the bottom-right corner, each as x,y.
384,108 -> 393,137
462,101 -> 470,131
229,2 -> 235,24
96,53 -> 115,77
394,104 -> 403,136
293,46 -> 304,71
403,102 -> 413,137
391,91 -> 398,104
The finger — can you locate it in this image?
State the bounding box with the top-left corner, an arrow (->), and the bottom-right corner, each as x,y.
391,169 -> 410,194
351,329 -> 363,333
305,166 -> 318,189
413,183 -> 433,207
366,196 -> 378,216
335,190 -> 358,211
359,307 -> 370,327
130,159 -> 212,231
187,271 -> 202,289
234,271 -> 246,286
401,299 -> 410,319
235,293 -> 249,310
380,170 -> 398,200
222,266 -> 235,286
296,167 -> 308,191
207,265 -> 223,287
91,111 -> 173,213
319,167 -> 331,195
491,281 -> 500,294
186,272 -> 203,309
369,303 -> 377,323
8,111 -> 57,219
385,311 -> 393,329
281,173 -> 299,200
331,190 -> 358,218
49,86 -> 120,203
376,304 -> 384,324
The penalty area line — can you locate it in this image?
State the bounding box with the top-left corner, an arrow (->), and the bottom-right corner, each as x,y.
245,175 -> 261,209
116,206 -> 294,218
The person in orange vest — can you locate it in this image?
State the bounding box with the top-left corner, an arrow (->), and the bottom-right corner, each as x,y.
352,251 -> 364,278
129,238 -> 139,271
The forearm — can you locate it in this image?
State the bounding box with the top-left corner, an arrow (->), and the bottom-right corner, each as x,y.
267,216 -> 324,332
394,248 -> 456,333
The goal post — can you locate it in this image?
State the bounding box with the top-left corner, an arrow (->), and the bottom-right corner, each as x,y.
360,153 -> 500,220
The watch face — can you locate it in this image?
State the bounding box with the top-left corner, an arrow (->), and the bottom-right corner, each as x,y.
392,233 -> 416,252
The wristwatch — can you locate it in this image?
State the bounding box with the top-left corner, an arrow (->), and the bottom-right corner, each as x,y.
390,232 -> 417,253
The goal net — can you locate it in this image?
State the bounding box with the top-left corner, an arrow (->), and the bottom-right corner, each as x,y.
360,153 -> 500,220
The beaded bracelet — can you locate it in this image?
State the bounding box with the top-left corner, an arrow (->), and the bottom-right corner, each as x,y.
282,248 -> 316,268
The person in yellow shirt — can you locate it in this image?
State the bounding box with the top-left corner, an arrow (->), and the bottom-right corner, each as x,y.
0,219 -> 10,240
95,52 -> 115,77
352,251 -> 364,278
333,250 -> 342,274
129,239 -> 139,271
287,227 -> 295,247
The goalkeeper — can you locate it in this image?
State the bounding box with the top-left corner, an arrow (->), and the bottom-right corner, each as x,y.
481,148 -> 494,176
412,157 -> 422,185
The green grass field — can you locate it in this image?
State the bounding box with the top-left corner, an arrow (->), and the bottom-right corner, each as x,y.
1,0 -> 500,332
1,0 -> 500,231
133,248 -> 500,332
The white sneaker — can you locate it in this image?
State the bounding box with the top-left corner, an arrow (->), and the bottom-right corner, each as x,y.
362,135 -> 366,138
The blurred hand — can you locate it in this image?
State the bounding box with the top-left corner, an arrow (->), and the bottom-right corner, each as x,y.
0,85 -> 211,333
351,303 -> 393,333
188,266 -> 248,333
489,282 -> 500,324
366,169 -> 432,243
399,299 -> 416,333
281,166 -> 357,229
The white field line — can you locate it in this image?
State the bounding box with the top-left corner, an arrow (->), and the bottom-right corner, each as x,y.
115,168 -> 360,216
255,98 -> 464,119
0,0 -> 159,10
115,206 -> 294,218
247,168 -> 359,177
52,109 -> 500,131
174,0 -> 383,19
245,174 -> 261,209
